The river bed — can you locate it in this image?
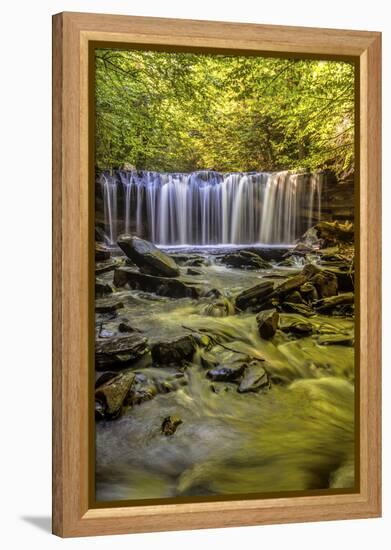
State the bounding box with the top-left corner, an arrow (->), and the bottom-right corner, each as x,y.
95,247 -> 355,502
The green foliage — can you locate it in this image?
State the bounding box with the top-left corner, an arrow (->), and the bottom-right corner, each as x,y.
95,49 -> 354,175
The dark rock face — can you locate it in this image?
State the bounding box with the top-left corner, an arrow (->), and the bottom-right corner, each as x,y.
95,370 -> 136,419
161,415 -> 182,436
117,235 -> 180,277
238,362 -> 269,393
220,250 -> 271,270
151,335 -> 196,366
235,280 -> 274,311
95,243 -> 111,261
207,363 -> 245,382
95,333 -> 148,369
256,309 -> 279,339
113,267 -> 200,299
308,269 -> 338,298
314,221 -> 354,246
95,297 -> 124,314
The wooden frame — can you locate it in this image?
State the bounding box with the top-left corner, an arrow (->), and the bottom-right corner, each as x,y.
52,11 -> 381,537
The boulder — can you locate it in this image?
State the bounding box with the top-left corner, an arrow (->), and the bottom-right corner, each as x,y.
273,273 -> 308,297
151,335 -> 196,366
220,250 -> 271,270
95,297 -> 124,314
118,321 -> 139,333
207,363 -> 245,382
314,221 -> 354,246
161,415 -> 182,436
284,290 -> 304,304
299,282 -> 318,302
113,267 -> 201,299
279,318 -> 313,336
117,235 -> 179,277
318,334 -> 354,346
310,270 -> 338,298
256,309 -> 279,339
95,260 -> 118,275
202,298 -> 234,317
187,267 -> 202,276
95,243 -> 111,261
95,278 -> 112,296
235,280 -> 274,311
95,333 -> 148,369
238,361 -> 269,393
315,292 -> 354,313
95,370 -> 136,419
279,301 -> 314,316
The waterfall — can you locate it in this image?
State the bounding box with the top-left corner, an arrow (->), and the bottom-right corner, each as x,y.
100,174 -> 118,245
99,170 -> 323,246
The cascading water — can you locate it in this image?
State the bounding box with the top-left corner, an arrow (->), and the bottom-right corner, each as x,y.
99,170 -> 322,246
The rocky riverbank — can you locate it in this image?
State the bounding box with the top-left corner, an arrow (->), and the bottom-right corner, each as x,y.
95,221 -> 355,501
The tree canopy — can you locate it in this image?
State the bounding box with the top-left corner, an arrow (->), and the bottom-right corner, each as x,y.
95,48 -> 355,175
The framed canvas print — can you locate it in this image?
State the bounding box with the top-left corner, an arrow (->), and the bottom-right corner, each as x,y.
52,12 -> 381,537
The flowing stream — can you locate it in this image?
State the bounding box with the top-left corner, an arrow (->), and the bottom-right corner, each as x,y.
95,256 -> 355,501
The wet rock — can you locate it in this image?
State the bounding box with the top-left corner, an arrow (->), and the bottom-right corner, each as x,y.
284,290 -> 304,304
118,321 -> 139,333
315,292 -> 354,313
238,361 -> 269,393
279,317 -> 313,336
279,301 -> 314,316
317,334 -> 354,346
98,327 -> 115,338
202,288 -> 222,299
95,370 -> 136,419
95,260 -> 118,275
256,309 -> 279,339
117,235 -> 179,277
161,415 -> 182,436
95,333 -> 148,369
235,280 -> 274,311
202,298 -> 234,317
273,273 -> 308,297
113,267 -> 201,299
95,243 -> 111,261
297,221 -> 354,250
299,282 -> 318,302
95,371 -> 117,388
184,256 -> 207,267
207,363 -> 245,382
310,270 -> 338,298
220,250 -> 271,270
95,278 -> 113,296
325,266 -> 354,292
95,297 -> 124,314
151,335 -> 196,366
187,267 -> 202,276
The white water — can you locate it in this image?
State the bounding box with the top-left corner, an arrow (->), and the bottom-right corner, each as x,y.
99,170 -> 322,246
